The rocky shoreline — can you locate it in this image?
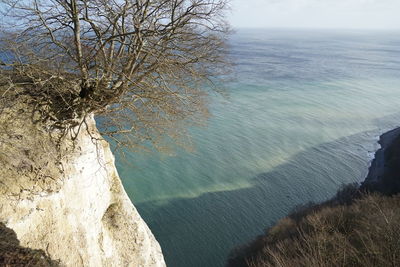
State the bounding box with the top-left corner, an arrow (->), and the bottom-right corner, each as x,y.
226,126 -> 400,267
361,127 -> 400,195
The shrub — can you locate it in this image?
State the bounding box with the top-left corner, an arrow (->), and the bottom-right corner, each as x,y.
227,193 -> 400,267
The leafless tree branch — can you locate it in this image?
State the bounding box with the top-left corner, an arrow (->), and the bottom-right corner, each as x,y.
0,0 -> 231,151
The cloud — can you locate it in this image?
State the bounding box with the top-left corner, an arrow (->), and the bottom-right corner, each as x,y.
229,0 -> 400,29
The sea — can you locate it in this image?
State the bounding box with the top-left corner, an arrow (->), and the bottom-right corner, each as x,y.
114,29 -> 400,267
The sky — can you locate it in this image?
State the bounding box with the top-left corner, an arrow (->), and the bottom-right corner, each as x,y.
228,0 -> 400,29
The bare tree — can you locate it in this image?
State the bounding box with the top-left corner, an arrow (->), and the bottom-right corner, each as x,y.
0,0 -> 230,151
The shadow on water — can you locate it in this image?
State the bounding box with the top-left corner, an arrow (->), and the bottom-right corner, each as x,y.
134,125 -> 398,267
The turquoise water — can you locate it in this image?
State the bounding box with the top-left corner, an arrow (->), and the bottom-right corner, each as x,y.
115,29 -> 400,267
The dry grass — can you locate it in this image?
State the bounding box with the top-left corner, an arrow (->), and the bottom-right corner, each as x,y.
228,193 -> 400,267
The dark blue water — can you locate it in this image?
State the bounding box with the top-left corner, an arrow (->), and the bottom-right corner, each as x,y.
116,29 -> 400,267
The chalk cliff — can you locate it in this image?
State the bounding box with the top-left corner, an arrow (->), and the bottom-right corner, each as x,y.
0,93 -> 165,266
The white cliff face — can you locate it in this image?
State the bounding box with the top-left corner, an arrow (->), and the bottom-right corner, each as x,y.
0,97 -> 165,266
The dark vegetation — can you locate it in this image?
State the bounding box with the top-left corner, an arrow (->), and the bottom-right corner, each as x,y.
227,131 -> 400,267
0,223 -> 59,266
228,192 -> 400,267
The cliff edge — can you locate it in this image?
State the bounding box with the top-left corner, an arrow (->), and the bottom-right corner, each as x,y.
361,127 -> 400,195
0,91 -> 166,266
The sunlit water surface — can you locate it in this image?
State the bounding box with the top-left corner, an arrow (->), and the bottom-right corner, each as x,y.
113,29 -> 400,267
